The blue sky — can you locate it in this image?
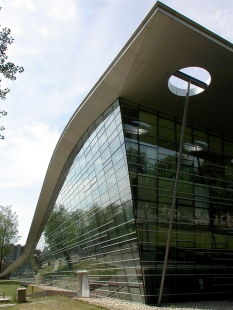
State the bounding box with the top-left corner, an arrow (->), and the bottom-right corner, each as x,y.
1,0 -> 233,244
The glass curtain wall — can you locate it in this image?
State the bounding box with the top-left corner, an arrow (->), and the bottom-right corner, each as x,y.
120,98 -> 233,304
39,100 -> 144,303
38,97 -> 233,305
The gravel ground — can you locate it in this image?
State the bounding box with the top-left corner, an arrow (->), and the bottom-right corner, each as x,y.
77,298 -> 233,310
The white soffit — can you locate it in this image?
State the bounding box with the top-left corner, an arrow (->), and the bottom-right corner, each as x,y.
85,94 -> 109,112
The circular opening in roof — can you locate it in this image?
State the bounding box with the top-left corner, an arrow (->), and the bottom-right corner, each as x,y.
168,67 -> 211,97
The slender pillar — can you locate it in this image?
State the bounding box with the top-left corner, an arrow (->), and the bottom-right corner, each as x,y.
158,79 -> 191,306
77,270 -> 90,297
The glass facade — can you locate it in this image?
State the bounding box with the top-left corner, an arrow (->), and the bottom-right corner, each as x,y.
121,99 -> 233,304
39,99 -> 144,303
38,98 -> 233,304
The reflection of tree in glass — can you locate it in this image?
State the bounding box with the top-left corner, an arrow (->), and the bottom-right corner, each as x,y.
158,154 -> 177,179
43,198 -> 136,274
44,205 -> 84,270
194,158 -> 233,228
127,142 -> 233,230
128,145 -> 160,174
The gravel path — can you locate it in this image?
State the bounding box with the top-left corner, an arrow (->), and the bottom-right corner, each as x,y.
77,298 -> 233,310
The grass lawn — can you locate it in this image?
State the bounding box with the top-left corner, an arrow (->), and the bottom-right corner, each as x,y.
0,296 -> 107,310
0,281 -> 43,299
0,280 -> 21,299
0,281 -> 107,309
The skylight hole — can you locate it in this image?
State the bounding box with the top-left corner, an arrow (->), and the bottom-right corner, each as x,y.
168,66 -> 211,97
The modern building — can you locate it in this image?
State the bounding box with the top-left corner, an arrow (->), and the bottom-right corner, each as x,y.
2,1 -> 233,305
1,244 -> 24,273
6,244 -> 24,262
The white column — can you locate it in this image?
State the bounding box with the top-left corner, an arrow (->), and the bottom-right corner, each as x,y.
77,270 -> 90,297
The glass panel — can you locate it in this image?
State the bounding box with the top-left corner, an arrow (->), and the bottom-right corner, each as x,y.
120,99 -> 233,304
38,100 -> 139,304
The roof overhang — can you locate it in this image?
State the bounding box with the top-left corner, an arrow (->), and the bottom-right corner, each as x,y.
2,1 -> 233,277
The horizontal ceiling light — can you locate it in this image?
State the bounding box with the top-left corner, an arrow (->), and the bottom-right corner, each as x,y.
184,141 -> 208,152
123,121 -> 151,135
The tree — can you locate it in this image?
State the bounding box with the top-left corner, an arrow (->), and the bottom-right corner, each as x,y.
0,205 -> 20,272
0,7 -> 24,139
0,10 -> 24,100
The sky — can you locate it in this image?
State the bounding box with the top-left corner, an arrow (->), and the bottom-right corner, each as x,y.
1,0 -> 233,244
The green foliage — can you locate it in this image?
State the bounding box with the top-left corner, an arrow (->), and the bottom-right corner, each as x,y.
0,15 -> 24,100
0,205 -> 20,272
